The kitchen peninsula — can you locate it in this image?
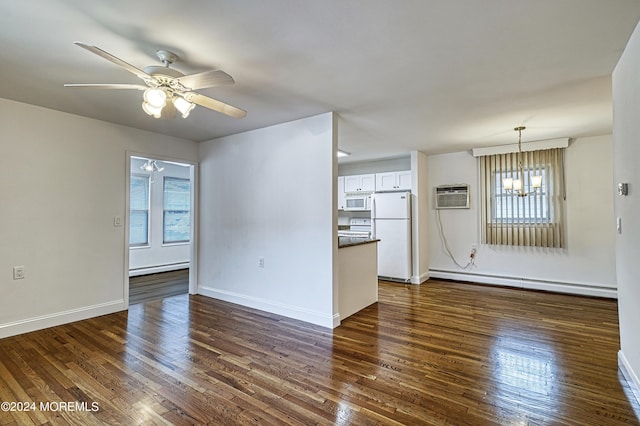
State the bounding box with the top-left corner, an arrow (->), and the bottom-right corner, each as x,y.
338,237 -> 379,321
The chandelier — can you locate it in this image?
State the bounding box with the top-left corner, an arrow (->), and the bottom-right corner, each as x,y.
502,126 -> 542,197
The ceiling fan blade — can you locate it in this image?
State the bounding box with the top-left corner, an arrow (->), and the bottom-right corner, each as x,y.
176,70 -> 235,90
74,42 -> 150,80
64,83 -> 148,90
182,92 -> 246,118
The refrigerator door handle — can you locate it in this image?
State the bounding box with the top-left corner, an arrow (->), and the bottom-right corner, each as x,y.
371,194 -> 376,238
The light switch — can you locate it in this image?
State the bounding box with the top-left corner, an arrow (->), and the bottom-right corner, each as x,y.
114,216 -> 122,227
617,183 -> 629,196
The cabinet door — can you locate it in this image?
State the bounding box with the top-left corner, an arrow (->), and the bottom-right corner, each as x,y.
360,174 -> 376,192
375,172 -> 398,191
396,170 -> 412,190
344,175 -> 361,192
337,176 -> 346,210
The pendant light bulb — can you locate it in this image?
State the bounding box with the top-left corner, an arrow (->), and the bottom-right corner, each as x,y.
503,178 -> 513,190
143,88 -> 167,108
142,102 -> 163,118
173,96 -> 195,118
531,175 -> 542,189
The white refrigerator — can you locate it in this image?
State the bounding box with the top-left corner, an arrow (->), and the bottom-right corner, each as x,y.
372,192 -> 412,281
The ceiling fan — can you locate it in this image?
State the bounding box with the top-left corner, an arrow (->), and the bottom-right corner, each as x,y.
65,42 -> 246,119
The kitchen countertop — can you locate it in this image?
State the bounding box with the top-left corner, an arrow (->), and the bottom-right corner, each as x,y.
338,237 -> 380,248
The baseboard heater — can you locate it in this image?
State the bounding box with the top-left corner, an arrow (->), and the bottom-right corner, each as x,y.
129,262 -> 189,277
429,269 -> 617,299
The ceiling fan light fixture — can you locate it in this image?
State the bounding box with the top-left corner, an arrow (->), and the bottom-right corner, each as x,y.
142,101 -> 163,118
173,96 -> 195,118
143,88 -> 167,108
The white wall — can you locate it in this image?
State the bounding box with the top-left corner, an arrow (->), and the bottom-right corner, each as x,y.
411,151 -> 430,283
427,135 -> 616,297
0,98 -> 198,338
197,113 -> 337,328
129,157 -> 191,274
613,18 -> 640,400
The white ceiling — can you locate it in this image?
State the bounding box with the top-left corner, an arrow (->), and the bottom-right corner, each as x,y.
2,1 -> 639,163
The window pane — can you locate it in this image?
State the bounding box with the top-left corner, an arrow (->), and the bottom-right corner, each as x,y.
129,210 -> 148,245
492,168 -> 550,223
130,175 -> 149,210
164,211 -> 190,243
130,175 -> 149,245
164,178 -> 190,210
163,177 -> 190,243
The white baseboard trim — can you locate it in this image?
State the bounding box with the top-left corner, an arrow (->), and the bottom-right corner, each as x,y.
333,313 -> 341,328
129,262 -> 189,277
0,300 -> 126,339
429,269 -> 617,298
197,286 -> 335,329
410,271 -> 430,285
619,350 -> 640,406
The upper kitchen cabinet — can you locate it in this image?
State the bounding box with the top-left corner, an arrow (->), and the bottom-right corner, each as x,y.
375,170 -> 412,192
344,173 -> 375,193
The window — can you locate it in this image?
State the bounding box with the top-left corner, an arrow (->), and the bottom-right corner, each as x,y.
163,177 -> 191,243
479,148 -> 565,248
493,168 -> 550,223
130,174 -> 150,246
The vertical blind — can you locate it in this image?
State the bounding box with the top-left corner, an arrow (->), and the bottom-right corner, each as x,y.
479,147 -> 565,248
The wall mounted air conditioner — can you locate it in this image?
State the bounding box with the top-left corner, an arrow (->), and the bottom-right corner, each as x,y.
435,184 -> 470,209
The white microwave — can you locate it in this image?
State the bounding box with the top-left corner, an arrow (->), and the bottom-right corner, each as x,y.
344,194 -> 372,211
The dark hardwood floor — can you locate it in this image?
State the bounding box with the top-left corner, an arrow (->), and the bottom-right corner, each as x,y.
1,280 -> 639,425
129,269 -> 189,305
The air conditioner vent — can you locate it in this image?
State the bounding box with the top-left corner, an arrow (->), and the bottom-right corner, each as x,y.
435,184 -> 470,209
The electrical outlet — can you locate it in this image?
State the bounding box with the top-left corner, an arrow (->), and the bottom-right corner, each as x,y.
259,257 -> 265,268
13,266 -> 25,280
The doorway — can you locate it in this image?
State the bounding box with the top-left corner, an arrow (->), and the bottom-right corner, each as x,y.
127,155 -> 196,304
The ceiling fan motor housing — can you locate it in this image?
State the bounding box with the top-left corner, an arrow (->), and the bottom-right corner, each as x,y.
143,66 -> 184,78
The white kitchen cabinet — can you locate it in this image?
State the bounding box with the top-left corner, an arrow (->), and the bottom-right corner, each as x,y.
396,170 -> 412,190
344,173 -> 375,193
375,170 -> 412,191
337,176 -> 346,210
